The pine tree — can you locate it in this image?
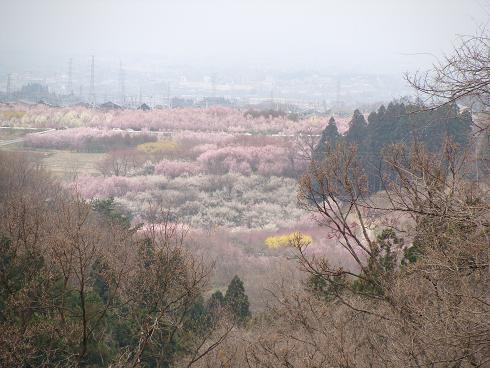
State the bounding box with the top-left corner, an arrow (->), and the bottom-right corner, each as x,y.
322,117 -> 340,145
207,290 -> 225,313
314,117 -> 341,162
345,109 -> 368,146
185,296 -> 208,333
224,276 -> 250,324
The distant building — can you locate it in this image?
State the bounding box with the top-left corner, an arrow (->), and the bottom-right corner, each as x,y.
137,103 -> 151,111
98,101 -> 122,110
13,82 -> 60,105
37,100 -> 58,108
21,83 -> 50,100
73,102 -> 92,108
171,97 -> 194,108
196,96 -> 234,108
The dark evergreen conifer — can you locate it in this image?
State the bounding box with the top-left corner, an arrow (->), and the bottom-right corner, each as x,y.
345,109 -> 368,146
315,102 -> 472,193
314,116 -> 341,161
224,276 -> 250,324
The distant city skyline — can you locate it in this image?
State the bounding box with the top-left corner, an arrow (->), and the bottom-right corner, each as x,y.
1,59 -> 412,109
0,0 -> 488,106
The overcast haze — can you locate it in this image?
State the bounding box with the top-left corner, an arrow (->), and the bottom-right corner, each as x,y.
0,0 -> 489,74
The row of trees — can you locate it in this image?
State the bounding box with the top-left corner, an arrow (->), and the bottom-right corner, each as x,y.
25,127 -> 157,153
96,143 -> 307,179
2,105 -> 328,135
316,101 -> 473,191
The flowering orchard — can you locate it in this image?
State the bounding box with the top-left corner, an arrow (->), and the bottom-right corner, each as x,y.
5,104 -> 341,233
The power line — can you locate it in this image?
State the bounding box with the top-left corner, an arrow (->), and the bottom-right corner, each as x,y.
119,60 -> 125,106
6,73 -> 12,99
89,56 -> 95,106
68,58 -> 73,95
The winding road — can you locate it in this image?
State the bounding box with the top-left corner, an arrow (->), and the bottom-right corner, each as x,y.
0,127 -> 56,147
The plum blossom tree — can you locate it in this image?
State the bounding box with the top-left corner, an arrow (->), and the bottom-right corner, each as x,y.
154,159 -> 202,177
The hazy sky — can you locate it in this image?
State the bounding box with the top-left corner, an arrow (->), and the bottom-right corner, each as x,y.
0,0 -> 489,74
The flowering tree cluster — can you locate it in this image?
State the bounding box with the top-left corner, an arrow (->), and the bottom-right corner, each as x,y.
24,127 -> 156,152
1,104 -> 96,128
143,143 -> 308,178
154,159 -> 202,177
197,145 -> 307,177
69,175 -> 169,198
70,174 -> 304,229
1,104 -> 337,135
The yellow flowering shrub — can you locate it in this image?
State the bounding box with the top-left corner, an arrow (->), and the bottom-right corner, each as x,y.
137,139 -> 178,154
2,110 -> 26,120
265,231 -> 312,249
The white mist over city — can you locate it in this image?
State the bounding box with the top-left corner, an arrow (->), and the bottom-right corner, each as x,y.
1,0 -> 487,106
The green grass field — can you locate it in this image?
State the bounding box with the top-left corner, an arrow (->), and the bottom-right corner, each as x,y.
0,146 -> 105,178
41,150 -> 105,177
0,128 -> 46,140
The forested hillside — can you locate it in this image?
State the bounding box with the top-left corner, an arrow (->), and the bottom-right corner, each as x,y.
0,153 -> 250,367
316,101 -> 473,191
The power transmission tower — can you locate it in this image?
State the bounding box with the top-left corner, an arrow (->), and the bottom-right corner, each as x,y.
68,58 -> 73,95
118,60 -> 125,106
335,78 -> 341,108
138,87 -> 142,106
6,73 -> 12,99
211,74 -> 217,97
89,55 -> 96,106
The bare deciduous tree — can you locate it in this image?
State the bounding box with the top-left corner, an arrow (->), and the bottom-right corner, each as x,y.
97,149 -> 146,177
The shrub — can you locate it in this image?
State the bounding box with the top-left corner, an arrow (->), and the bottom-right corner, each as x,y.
265,232 -> 313,249
137,139 -> 178,154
